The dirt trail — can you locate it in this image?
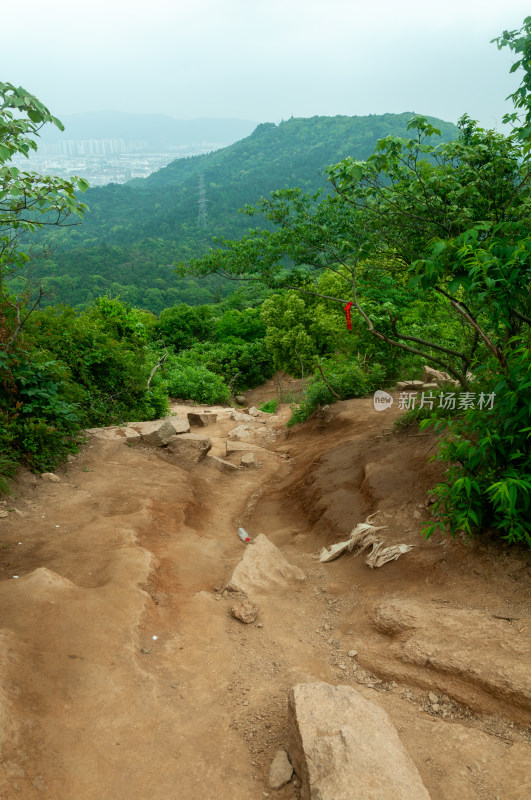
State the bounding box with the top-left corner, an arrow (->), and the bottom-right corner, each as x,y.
0,386 -> 529,800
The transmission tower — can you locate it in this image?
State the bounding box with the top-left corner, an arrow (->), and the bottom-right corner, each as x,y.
197,174 -> 208,229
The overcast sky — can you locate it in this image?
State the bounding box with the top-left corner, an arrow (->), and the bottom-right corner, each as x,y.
2,1 -> 529,129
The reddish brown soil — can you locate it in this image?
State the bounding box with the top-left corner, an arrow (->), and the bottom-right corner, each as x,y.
0,381 -> 529,799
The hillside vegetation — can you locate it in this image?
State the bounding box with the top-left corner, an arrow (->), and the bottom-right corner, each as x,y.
11,114 -> 457,311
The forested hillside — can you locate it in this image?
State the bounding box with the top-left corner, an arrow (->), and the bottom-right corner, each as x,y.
13,114 -> 457,311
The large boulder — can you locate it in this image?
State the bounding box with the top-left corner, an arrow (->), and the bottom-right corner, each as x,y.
226,534 -> 305,595
287,682 -> 431,800
187,411 -> 217,427
170,417 -> 191,434
165,433 -> 212,468
422,365 -> 460,387
129,419 -> 179,447
205,454 -> 241,473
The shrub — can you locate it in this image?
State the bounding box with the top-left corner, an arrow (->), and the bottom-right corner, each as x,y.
259,399 -> 278,413
288,356 -> 383,426
165,362 -> 230,405
422,347 -> 531,548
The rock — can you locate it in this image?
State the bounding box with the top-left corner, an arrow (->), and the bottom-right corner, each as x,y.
225,441 -> 264,456
422,365 -> 460,387
129,419 -> 177,447
234,395 -> 247,405
230,410 -> 250,423
287,682 -> 431,800
164,433 -> 212,468
187,412 -> 217,427
395,380 -> 424,390
41,472 -> 61,482
206,454 -> 241,473
421,383 -> 439,391
428,692 -> 438,704
228,424 -> 268,441
248,406 -> 262,417
348,650 -> 358,658
372,598 -> 531,719
226,534 -> 305,595
67,454 -> 76,463
268,749 -> 293,790
230,593 -> 258,624
240,453 -> 258,469
169,417 -> 191,434
0,509 -> 8,518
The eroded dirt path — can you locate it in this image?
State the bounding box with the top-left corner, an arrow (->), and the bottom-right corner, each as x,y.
0,389 -> 530,799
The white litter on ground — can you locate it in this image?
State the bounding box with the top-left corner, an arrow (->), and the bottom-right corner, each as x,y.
319,515 -> 414,568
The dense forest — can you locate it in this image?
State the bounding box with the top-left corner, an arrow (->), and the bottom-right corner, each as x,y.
9,113 -> 457,311
1,17 -> 530,549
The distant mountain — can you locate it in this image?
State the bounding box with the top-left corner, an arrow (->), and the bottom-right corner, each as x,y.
24,113 -> 459,312
38,111 -> 258,149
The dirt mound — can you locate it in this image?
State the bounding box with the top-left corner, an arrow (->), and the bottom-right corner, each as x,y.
0,395 -> 529,799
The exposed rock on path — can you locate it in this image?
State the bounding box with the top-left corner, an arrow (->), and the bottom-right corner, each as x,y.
287,682 -> 431,800
226,533 -> 306,595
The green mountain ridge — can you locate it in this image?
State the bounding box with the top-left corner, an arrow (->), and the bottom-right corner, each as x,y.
20,113 -> 458,311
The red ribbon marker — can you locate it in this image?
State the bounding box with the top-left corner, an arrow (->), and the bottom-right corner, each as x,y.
344,301 -> 353,331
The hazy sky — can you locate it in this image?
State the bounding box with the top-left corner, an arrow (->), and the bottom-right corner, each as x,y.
3,1 -> 529,129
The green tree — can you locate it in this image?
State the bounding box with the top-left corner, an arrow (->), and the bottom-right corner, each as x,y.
180,22 -> 531,546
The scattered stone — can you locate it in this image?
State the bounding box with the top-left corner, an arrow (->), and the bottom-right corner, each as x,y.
421,382 -> 439,391
129,419 -> 177,447
140,648 -> 151,655
67,454 -> 76,463
287,682 -> 431,800
431,703 -> 440,712
338,664 -> 346,670
234,395 -> 247,405
230,593 -> 258,624
422,365 -> 460,387
40,472 -> 61,482
372,598 -> 531,719
268,749 -> 293,790
164,433 -> 212,468
248,406 -> 262,417
206,454 -> 241,473
0,509 -> 8,518
187,412 -> 217,427
240,453 -> 258,469
226,534 -> 306,595
347,650 -> 358,658
428,692 -> 438,704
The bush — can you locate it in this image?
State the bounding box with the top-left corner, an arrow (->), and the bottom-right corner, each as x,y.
259,399 -> 278,413
422,347 -> 531,548
165,362 -> 230,405
182,339 -> 274,391
288,356 -> 384,426
0,351 -> 83,472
